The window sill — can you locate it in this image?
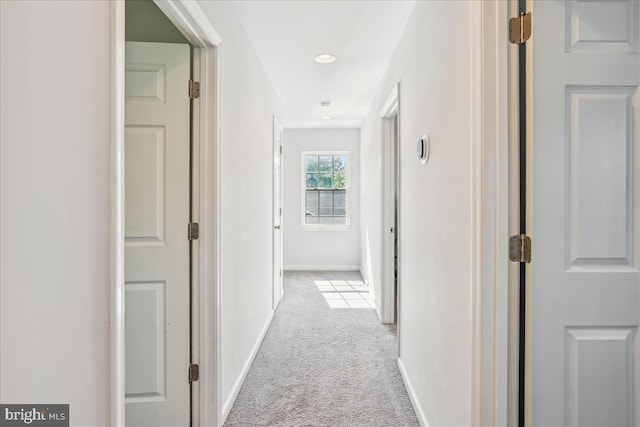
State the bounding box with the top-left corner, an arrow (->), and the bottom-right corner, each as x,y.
302,225 -> 351,231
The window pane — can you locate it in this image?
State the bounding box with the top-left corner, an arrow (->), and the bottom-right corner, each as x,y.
334,190 -> 346,216
319,216 -> 334,225
305,190 -> 318,216
302,154 -> 349,227
306,173 -> 318,188
305,156 -> 318,173
319,191 -> 333,216
318,155 -> 332,173
334,215 -> 347,225
318,174 -> 332,188
334,190 -> 346,207
333,171 -> 346,189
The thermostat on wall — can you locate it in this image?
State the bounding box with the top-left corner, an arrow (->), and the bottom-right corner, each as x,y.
417,134 -> 429,164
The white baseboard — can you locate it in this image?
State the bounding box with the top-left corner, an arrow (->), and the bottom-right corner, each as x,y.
398,357 -> 430,427
375,306 -> 382,322
284,265 -> 360,271
221,311 -> 274,423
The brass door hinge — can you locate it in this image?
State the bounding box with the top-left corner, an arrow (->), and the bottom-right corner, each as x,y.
509,12 -> 532,44
189,80 -> 200,99
188,222 -> 199,240
509,234 -> 532,263
188,364 -> 199,383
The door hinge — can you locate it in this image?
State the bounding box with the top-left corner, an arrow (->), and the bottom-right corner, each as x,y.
509,12 -> 532,44
188,222 -> 199,240
280,145 -> 283,155
189,80 -> 200,99
509,234 -> 532,263
188,364 -> 199,384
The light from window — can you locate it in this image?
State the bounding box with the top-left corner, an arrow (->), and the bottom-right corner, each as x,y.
303,153 -> 348,227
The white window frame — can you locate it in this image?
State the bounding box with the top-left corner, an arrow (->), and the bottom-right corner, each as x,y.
301,151 -> 350,230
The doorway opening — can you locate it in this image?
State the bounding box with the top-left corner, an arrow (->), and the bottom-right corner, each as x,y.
112,1 -> 222,425
273,117 -> 284,310
380,84 -> 400,347
124,2 -> 194,425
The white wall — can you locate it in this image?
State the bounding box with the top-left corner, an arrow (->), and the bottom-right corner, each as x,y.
283,128 -> 361,270
0,1 -> 111,424
360,2 -> 475,425
197,2 -> 284,418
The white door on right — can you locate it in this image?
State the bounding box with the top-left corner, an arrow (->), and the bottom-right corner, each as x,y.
531,1 -> 640,425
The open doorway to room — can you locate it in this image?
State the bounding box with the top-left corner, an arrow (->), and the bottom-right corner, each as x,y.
114,0 -> 221,425
123,1 -> 194,425
272,117 -> 284,310
380,84 -> 400,344
279,127 -> 369,318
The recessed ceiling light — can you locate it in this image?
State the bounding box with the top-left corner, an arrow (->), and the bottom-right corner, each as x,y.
321,116 -> 332,120
315,54 -> 336,64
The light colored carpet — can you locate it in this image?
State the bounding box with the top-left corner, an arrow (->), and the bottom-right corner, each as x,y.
224,271 -> 419,427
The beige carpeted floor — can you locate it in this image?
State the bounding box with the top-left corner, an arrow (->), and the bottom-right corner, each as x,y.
224,271 -> 419,427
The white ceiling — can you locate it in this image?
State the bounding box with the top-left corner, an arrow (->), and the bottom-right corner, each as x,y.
230,0 -> 415,129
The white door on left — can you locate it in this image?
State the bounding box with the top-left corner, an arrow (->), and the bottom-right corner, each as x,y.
124,41 -> 191,426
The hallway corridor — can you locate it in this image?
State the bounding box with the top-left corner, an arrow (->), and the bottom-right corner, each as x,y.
224,271 -> 418,426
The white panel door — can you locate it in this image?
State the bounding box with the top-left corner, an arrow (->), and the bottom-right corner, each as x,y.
124,41 -> 191,426
273,117 -> 284,309
531,1 -> 639,425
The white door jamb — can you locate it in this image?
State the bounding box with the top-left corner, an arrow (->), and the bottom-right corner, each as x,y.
471,0 -> 512,425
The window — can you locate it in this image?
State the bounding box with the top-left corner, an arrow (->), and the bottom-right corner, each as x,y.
302,152 -> 349,228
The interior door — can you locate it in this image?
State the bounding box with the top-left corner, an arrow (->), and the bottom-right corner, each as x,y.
124,41 -> 191,426
392,114 -> 399,325
273,117 -> 284,309
531,1 -> 640,425
384,113 -> 399,325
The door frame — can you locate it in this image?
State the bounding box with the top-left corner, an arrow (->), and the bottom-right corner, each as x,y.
272,116 -> 284,310
471,0 -> 513,425
110,1 -> 223,425
379,83 -> 400,329
506,0 -> 527,424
